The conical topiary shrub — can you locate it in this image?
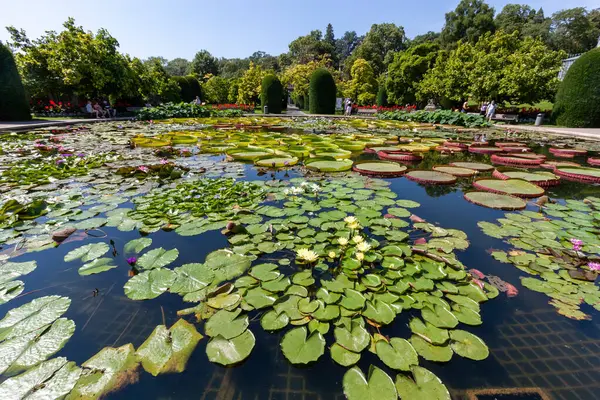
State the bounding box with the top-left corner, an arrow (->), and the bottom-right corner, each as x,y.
0,42 -> 31,121
554,48 -> 600,128
309,68 -> 336,115
261,74 -> 283,114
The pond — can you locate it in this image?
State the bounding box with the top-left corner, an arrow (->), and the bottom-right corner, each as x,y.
1,117 -> 600,400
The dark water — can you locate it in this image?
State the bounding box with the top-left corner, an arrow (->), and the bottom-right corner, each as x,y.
3,137 -> 600,400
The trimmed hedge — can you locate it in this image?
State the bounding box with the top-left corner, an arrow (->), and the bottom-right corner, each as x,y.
376,86 -> 388,107
261,74 -> 283,114
309,68 -> 336,114
173,75 -> 202,102
554,48 -> 600,128
0,42 -> 31,121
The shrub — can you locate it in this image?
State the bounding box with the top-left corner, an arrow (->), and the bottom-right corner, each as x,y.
309,69 -> 336,114
136,102 -> 244,120
173,75 -> 201,102
282,88 -> 288,110
0,42 -> 31,121
376,86 -> 388,107
260,74 -> 283,114
554,48 -> 600,128
186,76 -> 202,100
378,110 -> 490,128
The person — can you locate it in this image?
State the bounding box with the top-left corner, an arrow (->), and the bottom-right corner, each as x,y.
103,100 -> 116,118
144,101 -> 152,108
345,99 -> 352,116
486,101 -> 497,122
480,102 -> 488,116
85,101 -> 94,117
93,102 -> 107,118
461,100 -> 469,113
193,96 -> 202,105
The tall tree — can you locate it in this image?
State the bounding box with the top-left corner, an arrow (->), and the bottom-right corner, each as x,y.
249,51 -> 280,72
237,62 -> 265,104
345,58 -> 378,105
351,23 -> 406,76
495,5 -> 551,43
165,58 -> 190,76
143,56 -> 168,68
190,50 -> 219,79
550,8 -> 600,55
440,0 -> 496,47
0,41 -> 31,121
335,31 -> 363,68
218,58 -> 250,79
288,30 -> 333,64
410,32 -> 441,47
203,75 -> 230,104
324,24 -> 336,48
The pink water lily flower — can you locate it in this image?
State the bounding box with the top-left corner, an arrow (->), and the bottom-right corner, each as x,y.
160,159 -> 169,165
588,262 -> 600,271
570,238 -> 583,251
137,165 -> 149,173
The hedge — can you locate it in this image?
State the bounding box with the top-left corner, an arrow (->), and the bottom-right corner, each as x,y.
376,86 -> 388,107
261,74 -> 283,114
554,48 -> 600,128
309,69 -> 336,114
0,42 -> 31,121
173,75 -> 202,102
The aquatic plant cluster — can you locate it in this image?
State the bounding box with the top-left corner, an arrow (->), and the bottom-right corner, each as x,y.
1,117 -> 600,398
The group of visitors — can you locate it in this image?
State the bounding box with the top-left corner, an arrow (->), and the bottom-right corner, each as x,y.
344,98 -> 353,116
85,100 -> 116,118
481,101 -> 497,121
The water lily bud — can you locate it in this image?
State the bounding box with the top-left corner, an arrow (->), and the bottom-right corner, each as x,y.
226,221 -> 236,231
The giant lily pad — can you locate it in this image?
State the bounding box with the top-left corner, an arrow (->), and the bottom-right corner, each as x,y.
450,162 -> 493,171
280,326 -> 325,364
304,158 -> 353,172
395,366 -> 451,400
342,365 -> 397,400
405,171 -> 457,185
352,161 -> 407,177
136,319 -> 202,376
464,192 -> 526,210
473,179 -> 544,198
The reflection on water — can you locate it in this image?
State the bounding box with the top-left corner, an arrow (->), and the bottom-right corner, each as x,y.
2,130 -> 600,400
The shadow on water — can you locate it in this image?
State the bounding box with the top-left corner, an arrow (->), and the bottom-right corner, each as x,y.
3,134 -> 600,400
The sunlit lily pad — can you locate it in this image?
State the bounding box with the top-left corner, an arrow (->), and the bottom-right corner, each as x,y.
79,258 -> 117,276
395,366 -> 451,400
64,243 -> 110,263
342,365 -> 397,400
280,326 -> 325,365
137,248 -> 179,270
375,338 -> 418,371
464,192 -> 526,210
449,329 -> 489,360
206,329 -> 255,366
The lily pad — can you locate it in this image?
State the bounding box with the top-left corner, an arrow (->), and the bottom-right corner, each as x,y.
206,329 -> 255,366
0,295 -> 71,341
205,309 -> 249,339
79,258 -> 117,276
334,323 -> 370,353
395,366 -> 451,400
64,243 -> 110,263
464,192 -> 526,210
124,269 -> 176,300
260,310 -> 289,331
137,248 -> 179,270
280,326 -> 325,365
304,158 -> 353,172
342,365 -> 397,400
406,170 -> 457,185
375,338 -> 418,371
449,329 -> 489,360
409,335 -> 453,362
473,179 -> 544,198
331,343 -> 361,366
124,238 -> 152,254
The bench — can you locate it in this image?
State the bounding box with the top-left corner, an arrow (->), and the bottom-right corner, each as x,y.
356,108 -> 377,116
492,113 -> 519,124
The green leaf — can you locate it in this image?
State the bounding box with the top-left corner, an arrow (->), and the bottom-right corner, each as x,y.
409,318 -> 449,345
124,269 -> 176,300
339,289 -> 366,311
409,335 -> 452,362
280,326 -> 325,365
137,248 -> 179,270
244,287 -> 277,309
395,366 -> 451,400
204,250 -> 254,284
123,237 -> 152,254
205,309 -> 249,339
342,365 -> 397,400
334,323 -> 370,353
331,343 -> 361,366
249,263 -> 280,282
0,261 -> 37,285
0,295 -> 70,341
362,300 -> 395,325
64,243 -> 110,263
206,330 -> 255,366
0,318 -> 75,376
375,338 -> 418,371
136,319 -> 202,376
170,263 -> 215,294
67,344 -> 139,400
0,357 -> 81,400
421,305 -> 458,328
260,310 -> 289,331
449,329 -> 489,360
78,258 -> 117,276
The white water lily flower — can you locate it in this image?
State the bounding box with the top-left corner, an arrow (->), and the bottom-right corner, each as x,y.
337,237 -> 349,246
352,235 -> 364,244
356,252 -> 365,261
296,248 -> 319,263
283,189 -> 290,195
291,187 -> 304,195
300,181 -> 309,187
356,242 -> 371,252
344,216 -> 358,224
310,184 -> 321,193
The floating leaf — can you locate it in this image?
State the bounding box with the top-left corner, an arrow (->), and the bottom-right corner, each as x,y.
0,295 -> 70,341
280,326 -> 325,365
376,338 -> 418,371
421,305 -> 458,329
409,335 -> 452,362
124,269 -> 176,300
137,248 -> 179,270
64,243 -> 110,263
342,365 -> 397,400
79,258 -> 117,276
170,263 -> 215,294
330,343 -> 361,366
395,366 -> 451,400
449,330 -> 489,360
334,322 -> 370,353
363,300 -> 395,325
123,238 -> 152,254
206,329 -> 255,366
136,319 -> 202,376
204,250 -> 254,284
260,310 -> 289,331
0,261 -> 37,285
409,318 -> 448,345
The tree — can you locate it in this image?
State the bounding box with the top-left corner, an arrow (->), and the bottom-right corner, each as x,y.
289,30 -> 334,64
335,31 -> 363,68
165,58 -> 190,76
324,24 -> 335,48
190,50 -> 219,79
218,58 -> 251,79
237,62 -> 264,104
386,42 -> 440,106
309,68 -> 336,114
345,59 -> 378,105
143,56 -> 168,68
261,74 -> 283,114
249,51 -> 280,72
350,23 -> 406,76
550,8 -> 600,55
280,57 -> 334,104
554,48 -> 600,128
410,32 -> 441,47
228,78 -> 240,103
0,41 -> 31,121
203,75 -> 230,104
440,0 -> 496,47
130,58 -> 181,104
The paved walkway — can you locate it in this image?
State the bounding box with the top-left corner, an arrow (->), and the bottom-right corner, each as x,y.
496,124 -> 600,141
0,117 -> 133,133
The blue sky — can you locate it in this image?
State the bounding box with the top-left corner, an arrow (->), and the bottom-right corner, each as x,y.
0,0 -> 597,60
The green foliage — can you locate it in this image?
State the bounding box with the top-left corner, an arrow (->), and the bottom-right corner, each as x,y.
349,23 -> 406,76
376,85 -> 388,107
309,68 -> 336,114
550,8 -> 600,55
173,75 -> 202,102
289,30 -> 334,64
190,50 -> 218,79
135,103 -> 244,120
386,42 -> 439,106
203,75 -> 230,104
165,58 -> 191,76
345,59 -> 378,105
378,110 -> 490,128
261,74 -> 283,114
0,42 -> 30,121
554,48 -> 600,128
440,0 -> 496,47
495,4 -> 550,43
237,62 -> 265,104
281,58 -> 333,102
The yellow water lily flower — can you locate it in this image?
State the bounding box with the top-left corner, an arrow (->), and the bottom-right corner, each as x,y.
296,248 -> 319,263
356,242 -> 371,252
328,251 -> 336,259
356,252 -> 365,261
337,237 -> 349,246
352,235 -> 364,244
344,216 -> 358,224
